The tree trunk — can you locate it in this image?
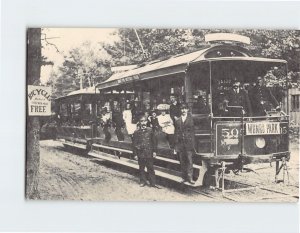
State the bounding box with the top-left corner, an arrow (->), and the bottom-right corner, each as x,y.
26,28 -> 41,199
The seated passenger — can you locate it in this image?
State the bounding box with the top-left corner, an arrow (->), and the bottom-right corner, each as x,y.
248,76 -> 280,116
157,108 -> 175,149
131,100 -> 142,124
149,110 -> 160,132
144,111 -> 151,127
169,95 -> 181,122
112,101 -> 124,141
101,107 -> 111,143
224,80 -> 252,117
192,93 -> 210,114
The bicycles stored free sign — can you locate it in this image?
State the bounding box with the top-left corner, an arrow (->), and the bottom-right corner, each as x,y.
27,85 -> 51,116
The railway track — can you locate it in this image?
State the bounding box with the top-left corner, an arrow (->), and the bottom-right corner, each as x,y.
61,144 -> 298,202
187,179 -> 299,202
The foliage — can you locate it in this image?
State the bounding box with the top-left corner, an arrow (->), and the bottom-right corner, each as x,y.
104,29 -> 300,85
102,29 -> 196,65
104,29 -> 299,69
49,29 -> 300,98
238,30 -> 300,71
50,41 -> 113,98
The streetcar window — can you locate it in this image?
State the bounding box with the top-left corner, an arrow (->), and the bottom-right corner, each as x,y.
142,91 -> 151,111
96,100 -> 102,116
159,74 -> 184,105
60,103 -> 68,117
148,78 -> 161,110
189,63 -> 210,114
83,104 -> 92,117
291,95 -> 300,112
72,103 -> 81,114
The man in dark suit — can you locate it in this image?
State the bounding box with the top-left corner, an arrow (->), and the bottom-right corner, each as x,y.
224,80 -> 252,117
112,101 -> 125,141
249,76 -> 280,116
169,94 -> 181,123
174,103 -> 195,184
132,114 -> 160,188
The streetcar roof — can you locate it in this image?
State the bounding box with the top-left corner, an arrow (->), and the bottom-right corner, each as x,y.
55,86 -> 100,100
105,48 -> 207,80
97,47 -> 212,89
192,56 -> 287,64
67,86 -> 100,96
96,45 -> 287,90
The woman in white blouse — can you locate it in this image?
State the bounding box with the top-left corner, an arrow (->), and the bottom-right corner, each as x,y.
122,103 -> 137,137
157,109 -> 175,149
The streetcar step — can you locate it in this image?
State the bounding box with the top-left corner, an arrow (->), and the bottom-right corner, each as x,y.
88,150 -> 202,187
91,143 -> 202,169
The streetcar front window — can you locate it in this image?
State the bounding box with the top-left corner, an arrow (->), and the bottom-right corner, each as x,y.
210,61 -> 288,117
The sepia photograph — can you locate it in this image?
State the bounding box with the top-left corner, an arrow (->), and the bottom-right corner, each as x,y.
26,28 -> 299,202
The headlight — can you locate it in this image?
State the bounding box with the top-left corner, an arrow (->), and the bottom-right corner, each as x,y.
255,137 -> 266,149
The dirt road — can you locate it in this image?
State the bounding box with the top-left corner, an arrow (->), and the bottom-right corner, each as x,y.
37,140 -> 299,202
38,140 -> 212,201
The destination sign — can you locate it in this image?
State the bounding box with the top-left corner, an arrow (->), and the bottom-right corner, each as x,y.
246,122 -> 280,135
117,75 -> 140,84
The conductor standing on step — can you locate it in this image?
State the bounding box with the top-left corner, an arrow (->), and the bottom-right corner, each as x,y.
174,103 -> 195,185
133,114 -> 160,188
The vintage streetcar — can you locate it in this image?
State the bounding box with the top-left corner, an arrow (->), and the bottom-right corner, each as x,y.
51,34 -> 290,188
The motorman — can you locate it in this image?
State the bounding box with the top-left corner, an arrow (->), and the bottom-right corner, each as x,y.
248,76 -> 280,115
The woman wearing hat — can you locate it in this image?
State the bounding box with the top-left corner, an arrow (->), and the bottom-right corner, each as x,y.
101,107 -> 112,143
157,104 -> 175,149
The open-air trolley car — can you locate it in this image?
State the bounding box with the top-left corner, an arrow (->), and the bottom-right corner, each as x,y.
53,34 -> 290,188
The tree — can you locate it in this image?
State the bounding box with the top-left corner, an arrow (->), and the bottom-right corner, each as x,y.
26,28 -> 42,199
50,29 -> 299,99
236,30 -> 300,72
103,29 -> 300,86
51,41 -> 112,98
103,28 -> 197,66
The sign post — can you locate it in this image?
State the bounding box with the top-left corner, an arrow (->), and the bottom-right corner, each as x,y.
27,85 -> 52,116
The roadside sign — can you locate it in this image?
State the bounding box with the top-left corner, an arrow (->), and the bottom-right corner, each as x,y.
27,85 -> 51,116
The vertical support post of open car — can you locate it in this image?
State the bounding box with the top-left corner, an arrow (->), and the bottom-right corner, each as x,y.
209,61 -> 214,154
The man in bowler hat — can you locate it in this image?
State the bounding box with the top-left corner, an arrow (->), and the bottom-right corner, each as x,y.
174,103 -> 195,184
224,79 -> 252,117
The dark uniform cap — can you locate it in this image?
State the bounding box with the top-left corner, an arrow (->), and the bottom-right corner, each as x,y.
138,114 -> 147,121
180,103 -> 189,109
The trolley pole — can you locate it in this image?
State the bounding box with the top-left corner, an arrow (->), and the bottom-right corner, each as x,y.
134,29 -> 147,60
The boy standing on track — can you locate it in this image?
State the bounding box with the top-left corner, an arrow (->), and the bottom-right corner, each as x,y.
132,115 -> 160,188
